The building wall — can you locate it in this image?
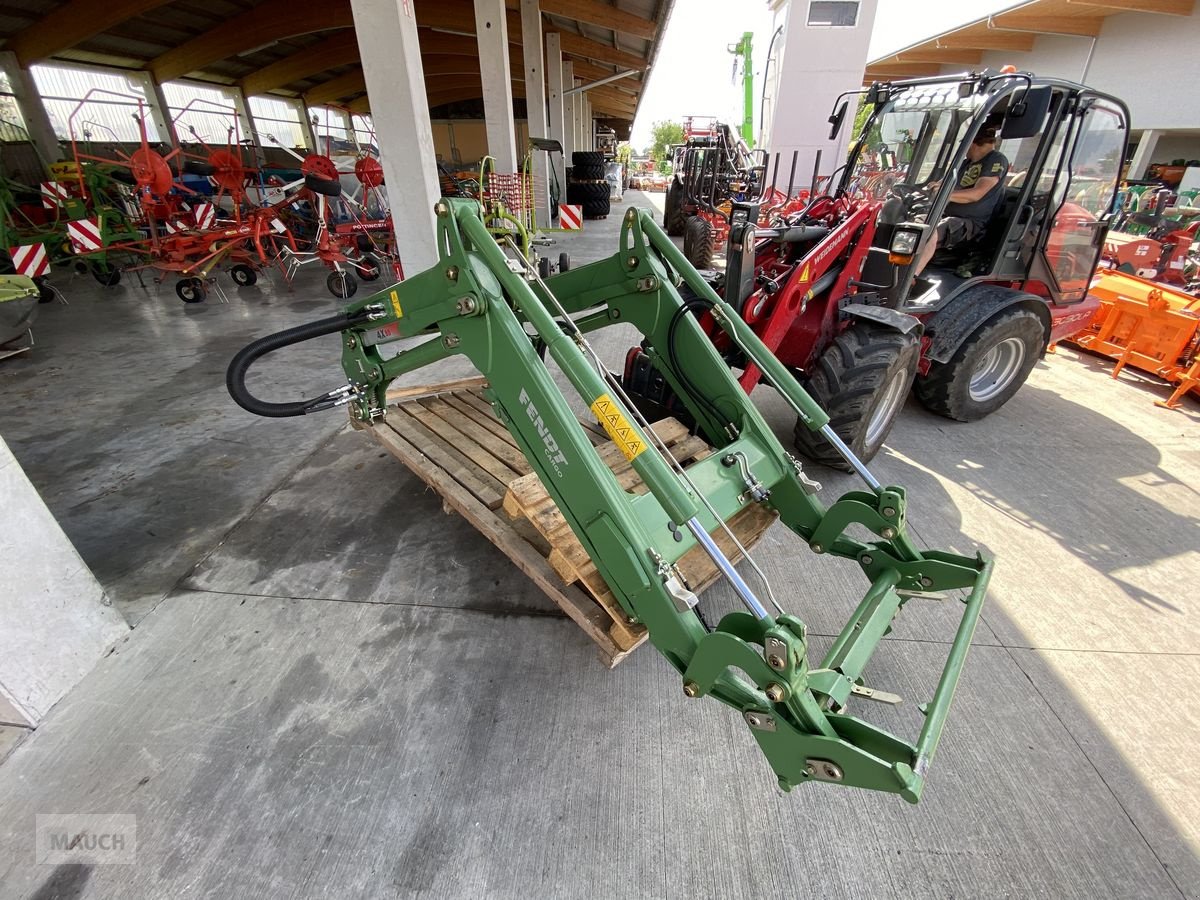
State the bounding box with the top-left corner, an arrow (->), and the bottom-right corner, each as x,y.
972,10 -> 1200,131
431,119 -> 530,169
766,0 -> 880,189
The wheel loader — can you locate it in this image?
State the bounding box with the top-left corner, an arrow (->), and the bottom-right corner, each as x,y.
627,69 -> 1129,468
229,197 -> 992,803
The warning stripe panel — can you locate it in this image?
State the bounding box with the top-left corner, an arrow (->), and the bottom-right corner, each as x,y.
10,243 -> 50,277
67,218 -> 103,254
559,204 -> 582,231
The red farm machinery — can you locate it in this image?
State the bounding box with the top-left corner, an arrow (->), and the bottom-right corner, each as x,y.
626,70 -> 1129,468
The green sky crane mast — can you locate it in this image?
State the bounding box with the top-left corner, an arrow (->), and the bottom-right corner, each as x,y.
729,31 -> 754,148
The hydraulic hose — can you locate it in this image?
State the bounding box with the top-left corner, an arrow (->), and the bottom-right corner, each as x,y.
226,310 -> 370,417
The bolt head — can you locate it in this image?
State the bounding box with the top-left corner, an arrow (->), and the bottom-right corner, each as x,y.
860,555 -> 874,566
765,683 -> 786,702
882,506 -> 896,517
881,527 -> 896,539
920,576 -> 934,588
683,681 -> 699,698
811,543 -> 823,554
445,266 -> 458,282
627,256 -> 638,268
767,654 -> 786,670
805,764 -> 816,777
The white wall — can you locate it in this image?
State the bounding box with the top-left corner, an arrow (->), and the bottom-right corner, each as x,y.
973,9 -> 1200,132
0,435 -> 128,726
1144,133 -> 1200,165
766,0 -> 879,191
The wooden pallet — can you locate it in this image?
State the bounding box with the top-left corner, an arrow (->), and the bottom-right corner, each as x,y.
360,377 -> 777,666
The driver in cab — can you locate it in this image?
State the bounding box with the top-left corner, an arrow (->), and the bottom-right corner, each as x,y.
914,126 -> 1008,275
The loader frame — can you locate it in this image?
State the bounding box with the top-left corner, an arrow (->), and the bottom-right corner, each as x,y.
230,199 -> 992,802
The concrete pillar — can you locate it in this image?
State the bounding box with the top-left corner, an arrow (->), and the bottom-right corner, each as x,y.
0,52 -> 59,164
520,0 -> 551,226
0,435 -> 128,728
351,0 -> 442,272
572,78 -> 583,156
1129,130 -> 1163,180
229,86 -> 260,149
474,0 -> 518,173
296,100 -> 320,151
583,97 -> 592,150
130,72 -> 177,146
545,33 -> 566,202
562,61 -> 576,163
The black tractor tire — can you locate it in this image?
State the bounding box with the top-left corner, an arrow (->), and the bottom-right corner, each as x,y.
537,256 -> 552,279
558,252 -> 571,273
683,216 -> 714,268
356,254 -> 382,282
914,306 -> 1044,421
566,181 -> 608,204
327,269 -> 358,298
36,280 -> 55,304
229,264 -> 258,286
582,198 -> 610,219
572,151 -> 604,167
91,263 -> 121,287
665,181 -> 687,236
175,277 -> 206,303
572,163 -> 605,181
793,323 -> 921,470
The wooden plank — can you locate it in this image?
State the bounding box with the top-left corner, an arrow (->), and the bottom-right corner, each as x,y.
381,412 -> 503,510
385,376 -> 488,405
442,393 -> 519,448
403,404 -> 518,491
421,397 -> 531,476
364,421 -> 637,666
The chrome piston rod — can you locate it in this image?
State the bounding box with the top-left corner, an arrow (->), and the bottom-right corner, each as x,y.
686,517 -> 770,620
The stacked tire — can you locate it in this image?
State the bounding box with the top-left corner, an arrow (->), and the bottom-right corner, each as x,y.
566,151 -> 610,220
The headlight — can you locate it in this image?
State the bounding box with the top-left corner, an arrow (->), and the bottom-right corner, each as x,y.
891,229 -> 920,256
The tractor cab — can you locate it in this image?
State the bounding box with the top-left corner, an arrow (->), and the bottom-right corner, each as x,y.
846,72 -> 1128,315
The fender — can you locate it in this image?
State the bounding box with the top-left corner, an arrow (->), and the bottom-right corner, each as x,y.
841,302 -> 923,336
921,283 -> 1051,364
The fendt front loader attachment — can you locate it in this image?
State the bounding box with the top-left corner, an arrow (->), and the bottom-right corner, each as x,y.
227,199 -> 991,802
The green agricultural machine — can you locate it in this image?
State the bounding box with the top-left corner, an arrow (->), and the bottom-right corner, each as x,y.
228,200 -> 991,802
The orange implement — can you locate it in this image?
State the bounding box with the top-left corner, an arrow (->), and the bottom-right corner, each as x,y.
1068,269 -> 1200,406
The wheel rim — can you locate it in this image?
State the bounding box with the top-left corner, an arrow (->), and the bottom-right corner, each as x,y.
865,369 -> 909,447
969,337 -> 1027,402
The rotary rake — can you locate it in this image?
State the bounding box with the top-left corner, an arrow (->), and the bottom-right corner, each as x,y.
265,125 -> 399,298
227,199 -> 992,803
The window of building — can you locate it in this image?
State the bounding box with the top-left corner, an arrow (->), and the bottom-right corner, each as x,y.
808,1 -> 859,27
161,81 -> 246,146
31,63 -> 155,142
248,96 -> 308,149
0,71 -> 27,143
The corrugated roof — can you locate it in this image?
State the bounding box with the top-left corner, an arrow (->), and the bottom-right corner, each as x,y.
865,0 -> 1195,84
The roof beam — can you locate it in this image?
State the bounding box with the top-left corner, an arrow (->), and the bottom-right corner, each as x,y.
506,0 -> 655,40
416,30 -> 485,56
934,31 -> 1037,51
865,63 -> 946,79
241,29 -> 360,96
557,31 -> 648,70
7,0 -> 173,66
303,70 -> 367,106
989,14 -> 1105,36
1067,0 -> 1193,13
151,0 -> 353,81
889,49 -> 985,65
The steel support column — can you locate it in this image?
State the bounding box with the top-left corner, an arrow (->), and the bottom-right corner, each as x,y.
545,33 -> 566,201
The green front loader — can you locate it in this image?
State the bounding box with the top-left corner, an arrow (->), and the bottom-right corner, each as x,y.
227,199 -> 991,802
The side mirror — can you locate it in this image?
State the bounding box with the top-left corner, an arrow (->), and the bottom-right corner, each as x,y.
828,101 -> 848,140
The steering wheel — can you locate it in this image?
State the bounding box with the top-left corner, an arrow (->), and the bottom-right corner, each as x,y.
891,182 -> 932,215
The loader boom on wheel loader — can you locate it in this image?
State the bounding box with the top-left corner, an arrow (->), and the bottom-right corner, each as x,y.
228,199 -> 991,803
626,70 -> 1129,469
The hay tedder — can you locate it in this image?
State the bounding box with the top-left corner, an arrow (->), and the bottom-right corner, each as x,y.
227,199 -> 992,802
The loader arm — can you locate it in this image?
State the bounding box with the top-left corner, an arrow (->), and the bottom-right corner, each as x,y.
228,199 -> 991,802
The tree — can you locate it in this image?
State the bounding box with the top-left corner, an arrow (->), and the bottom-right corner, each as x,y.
648,119 -> 684,174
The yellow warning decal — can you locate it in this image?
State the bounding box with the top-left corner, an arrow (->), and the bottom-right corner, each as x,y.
389,289 -> 403,319
590,393 -> 646,462
798,263 -> 811,283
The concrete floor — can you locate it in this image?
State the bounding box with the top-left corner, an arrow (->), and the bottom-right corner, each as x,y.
0,190 -> 1197,899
